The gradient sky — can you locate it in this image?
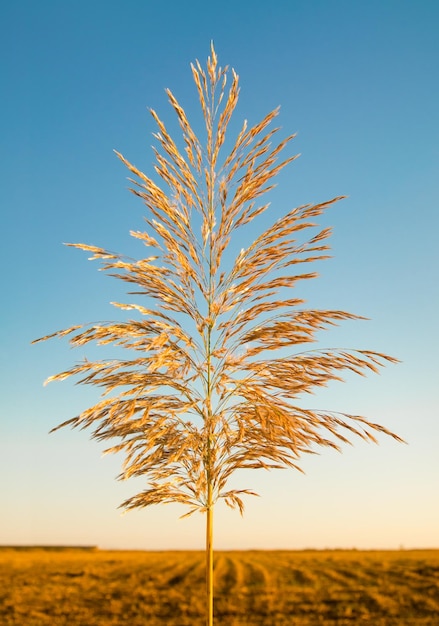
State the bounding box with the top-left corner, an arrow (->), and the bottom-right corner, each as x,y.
1,0 -> 438,550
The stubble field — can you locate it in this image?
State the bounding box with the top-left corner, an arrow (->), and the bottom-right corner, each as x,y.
1,547 -> 438,625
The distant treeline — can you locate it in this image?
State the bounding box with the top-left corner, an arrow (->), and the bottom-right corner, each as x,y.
0,545 -> 97,551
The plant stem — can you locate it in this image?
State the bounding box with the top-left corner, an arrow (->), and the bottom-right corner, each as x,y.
205,74 -> 216,626
206,482 -> 214,626
205,325 -> 214,625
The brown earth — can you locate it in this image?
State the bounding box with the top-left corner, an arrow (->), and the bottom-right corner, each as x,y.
1,547 -> 438,625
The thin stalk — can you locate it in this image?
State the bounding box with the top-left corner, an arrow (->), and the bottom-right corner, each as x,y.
205,323 -> 214,626
205,319 -> 214,625
206,481 -> 214,626
204,71 -> 216,626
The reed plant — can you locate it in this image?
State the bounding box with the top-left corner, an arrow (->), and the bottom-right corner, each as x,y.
34,44 -> 402,625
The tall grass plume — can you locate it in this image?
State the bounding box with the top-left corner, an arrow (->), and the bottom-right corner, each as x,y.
34,44 -> 402,625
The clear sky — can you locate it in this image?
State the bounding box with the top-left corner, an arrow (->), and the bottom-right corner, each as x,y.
1,0 -> 438,550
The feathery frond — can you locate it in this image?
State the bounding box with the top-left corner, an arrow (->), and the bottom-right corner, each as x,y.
34,44 -> 401,528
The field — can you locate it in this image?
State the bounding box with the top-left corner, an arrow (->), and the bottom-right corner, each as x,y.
1,547 -> 438,625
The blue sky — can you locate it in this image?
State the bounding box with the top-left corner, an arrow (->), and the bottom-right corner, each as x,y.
1,0 -> 438,550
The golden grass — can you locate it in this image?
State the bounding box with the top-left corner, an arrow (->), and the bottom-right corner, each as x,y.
33,42 -> 402,519
2,547 -> 438,625
32,44 -> 404,624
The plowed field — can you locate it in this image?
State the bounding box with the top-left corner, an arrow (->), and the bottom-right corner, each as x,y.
1,547 -> 438,625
